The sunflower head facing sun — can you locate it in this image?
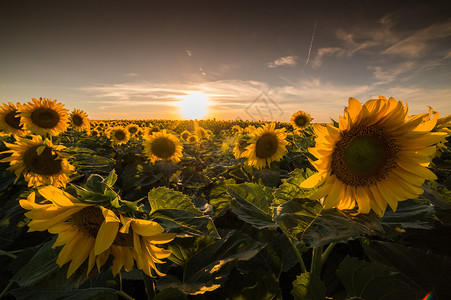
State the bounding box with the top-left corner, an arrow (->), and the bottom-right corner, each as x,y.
19,186 -> 176,278
70,109 -> 90,132
1,135 -> 75,187
18,98 -> 69,136
0,102 -> 28,136
300,96 -> 448,217
143,130 -> 183,163
244,122 -> 288,169
108,127 -> 130,145
126,124 -> 140,136
290,111 -> 312,131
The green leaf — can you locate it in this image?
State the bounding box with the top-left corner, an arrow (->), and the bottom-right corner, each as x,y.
154,288 -> 187,300
149,187 -> 219,238
227,183 -> 275,229
380,198 -> 435,230
362,241 -> 451,299
273,168 -> 317,206
336,256 -> 422,300
86,174 -> 106,194
157,230 -> 265,295
103,170 -> 118,187
12,240 -> 60,287
167,236 -> 216,267
291,272 -> 326,300
420,180 -> 451,225
273,198 -> 382,247
209,179 -> 235,217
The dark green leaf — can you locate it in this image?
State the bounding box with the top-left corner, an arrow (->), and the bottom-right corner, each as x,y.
227,183 -> 276,229
336,255 -> 422,300
291,272 -> 326,300
11,287 -> 120,300
273,168 -> 317,206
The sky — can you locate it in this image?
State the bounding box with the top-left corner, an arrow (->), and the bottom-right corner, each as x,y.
1,0 -> 450,122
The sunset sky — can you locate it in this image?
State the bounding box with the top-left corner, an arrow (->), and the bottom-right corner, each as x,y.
1,0 -> 450,122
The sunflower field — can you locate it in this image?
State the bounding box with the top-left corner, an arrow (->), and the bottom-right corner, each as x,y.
0,97 -> 450,300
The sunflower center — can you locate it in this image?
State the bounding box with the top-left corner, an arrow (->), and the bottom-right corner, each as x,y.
128,126 -> 138,134
114,130 -> 126,141
255,133 -> 279,159
22,145 -> 63,175
151,137 -> 176,159
5,110 -> 23,130
331,126 -> 399,186
294,116 -> 307,127
31,108 -> 60,129
72,114 -> 84,126
71,206 -> 134,247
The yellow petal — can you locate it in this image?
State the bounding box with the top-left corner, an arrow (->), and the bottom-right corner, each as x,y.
369,185 -> 387,216
131,219 -> 164,237
355,186 -> 371,214
345,97 -> 362,126
56,232 -> 84,267
100,206 -> 120,223
111,246 -> 124,276
94,220 -> 119,255
323,178 -> 345,209
124,247 -> 134,272
53,227 -> 79,248
299,171 -> 328,188
67,236 -> 94,278
96,249 -> 110,273
38,186 -> 79,207
145,233 -> 177,244
397,160 -> 437,181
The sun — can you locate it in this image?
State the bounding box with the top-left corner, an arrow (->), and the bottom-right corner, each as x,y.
178,92 -> 209,120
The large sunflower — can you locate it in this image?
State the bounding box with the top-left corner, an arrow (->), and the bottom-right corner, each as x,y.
300,96 -> 447,216
0,102 -> 27,136
18,98 -> 69,136
290,111 -> 312,131
70,109 -> 90,132
1,135 -> 74,187
143,130 -> 183,163
19,186 -> 176,278
108,127 -> 130,145
244,123 -> 288,169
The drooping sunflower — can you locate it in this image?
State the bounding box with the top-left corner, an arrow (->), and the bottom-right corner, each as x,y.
126,124 -> 140,136
19,186 -> 176,278
300,96 -> 447,216
70,109 -> 90,132
180,130 -> 191,141
18,98 -> 69,136
233,135 -> 250,158
1,135 -> 75,187
244,123 -> 288,169
0,102 -> 27,136
290,111 -> 312,131
108,127 -> 130,145
187,135 -> 199,143
143,130 -> 183,163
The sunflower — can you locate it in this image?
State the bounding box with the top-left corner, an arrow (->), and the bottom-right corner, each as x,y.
233,135 -> 250,158
126,124 -> 140,136
1,135 -> 74,187
300,96 -> 447,216
187,135 -> 199,143
18,98 -> 69,136
19,186 -> 176,278
70,109 -> 90,131
195,127 -> 208,139
180,130 -> 191,141
143,130 -> 183,163
0,102 -> 27,136
108,127 -> 130,145
290,111 -> 312,131
244,123 -> 288,169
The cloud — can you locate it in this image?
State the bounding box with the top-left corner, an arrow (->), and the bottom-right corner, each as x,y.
311,47 -> 346,68
185,49 -> 192,56
267,56 -> 298,68
125,73 -> 139,78
382,18 -> 451,57
368,61 -> 416,85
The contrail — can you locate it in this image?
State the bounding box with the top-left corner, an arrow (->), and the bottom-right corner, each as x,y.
305,22 -> 317,67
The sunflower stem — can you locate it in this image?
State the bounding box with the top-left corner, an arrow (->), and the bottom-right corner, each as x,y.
281,228 -> 306,273
320,242 -> 336,266
310,246 -> 323,278
142,272 -> 156,300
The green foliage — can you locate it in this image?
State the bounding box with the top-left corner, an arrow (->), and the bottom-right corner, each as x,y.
291,272 -> 326,300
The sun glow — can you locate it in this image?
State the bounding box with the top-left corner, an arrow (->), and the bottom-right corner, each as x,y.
178,92 -> 209,120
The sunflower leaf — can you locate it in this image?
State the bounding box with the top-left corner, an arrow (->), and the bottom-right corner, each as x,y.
290,272 -> 326,300
227,183 -> 276,229
273,198 -> 382,247
336,255 -> 423,300
273,168 -> 317,206
149,187 -> 219,238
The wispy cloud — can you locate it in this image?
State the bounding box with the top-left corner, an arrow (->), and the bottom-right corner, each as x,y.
383,18 -> 451,57
267,56 -> 298,68
125,73 -> 139,78
311,47 -> 346,68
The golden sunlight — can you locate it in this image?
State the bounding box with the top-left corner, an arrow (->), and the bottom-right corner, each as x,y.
178,92 -> 209,119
